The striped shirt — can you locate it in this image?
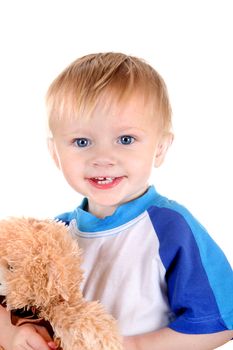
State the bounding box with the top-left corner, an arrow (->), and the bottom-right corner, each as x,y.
57,186 -> 233,336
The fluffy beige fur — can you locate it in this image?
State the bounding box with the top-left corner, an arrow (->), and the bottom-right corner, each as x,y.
0,217 -> 123,350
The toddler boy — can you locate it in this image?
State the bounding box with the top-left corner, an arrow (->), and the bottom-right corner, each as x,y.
0,52 -> 232,349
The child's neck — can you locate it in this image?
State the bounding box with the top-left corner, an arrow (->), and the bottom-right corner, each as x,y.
86,202 -> 118,219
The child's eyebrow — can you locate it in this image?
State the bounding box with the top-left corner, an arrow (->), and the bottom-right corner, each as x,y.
65,126 -> 146,135
57,126 -> 93,136
115,126 -> 147,134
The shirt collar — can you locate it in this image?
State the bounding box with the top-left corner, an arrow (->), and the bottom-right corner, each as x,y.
75,185 -> 158,232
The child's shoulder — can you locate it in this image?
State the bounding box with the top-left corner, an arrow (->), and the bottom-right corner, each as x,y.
148,190 -> 232,284
147,191 -> 225,266
149,190 -> 204,235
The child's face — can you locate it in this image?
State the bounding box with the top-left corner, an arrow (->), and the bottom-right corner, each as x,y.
50,93 -> 170,218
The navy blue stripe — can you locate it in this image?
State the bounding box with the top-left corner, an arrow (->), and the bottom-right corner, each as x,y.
148,206 -> 228,333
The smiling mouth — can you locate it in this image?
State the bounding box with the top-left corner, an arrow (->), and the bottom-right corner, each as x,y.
87,176 -> 124,189
91,177 -> 115,185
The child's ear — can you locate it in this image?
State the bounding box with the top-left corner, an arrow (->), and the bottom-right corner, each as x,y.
154,132 -> 174,168
47,138 -> 61,169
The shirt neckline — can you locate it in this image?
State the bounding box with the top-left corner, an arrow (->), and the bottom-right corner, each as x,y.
74,186 -> 158,232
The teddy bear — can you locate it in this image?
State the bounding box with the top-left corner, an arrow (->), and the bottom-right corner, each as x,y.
0,217 -> 123,350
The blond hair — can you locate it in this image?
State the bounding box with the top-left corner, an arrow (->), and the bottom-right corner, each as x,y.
46,52 -> 172,132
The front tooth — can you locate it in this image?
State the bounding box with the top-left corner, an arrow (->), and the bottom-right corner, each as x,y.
97,178 -> 114,184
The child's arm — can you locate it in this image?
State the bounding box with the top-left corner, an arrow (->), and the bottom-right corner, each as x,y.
123,327 -> 233,350
0,305 -> 56,350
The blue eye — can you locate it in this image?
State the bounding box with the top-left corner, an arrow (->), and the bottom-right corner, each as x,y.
74,138 -> 91,148
118,135 -> 135,145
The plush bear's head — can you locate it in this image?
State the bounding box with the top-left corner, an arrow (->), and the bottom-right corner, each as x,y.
0,217 -> 83,311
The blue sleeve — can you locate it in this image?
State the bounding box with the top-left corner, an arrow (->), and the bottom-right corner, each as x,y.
148,204 -> 233,334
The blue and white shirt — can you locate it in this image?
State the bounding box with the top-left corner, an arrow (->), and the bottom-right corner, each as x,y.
57,186 -> 233,336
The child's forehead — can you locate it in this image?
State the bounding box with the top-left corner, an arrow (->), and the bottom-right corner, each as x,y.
79,90 -> 157,121
53,101 -> 161,138
95,91 -> 155,116
77,93 -> 158,129
48,87 -> 168,135
52,93 -> 160,136
52,111 -> 161,138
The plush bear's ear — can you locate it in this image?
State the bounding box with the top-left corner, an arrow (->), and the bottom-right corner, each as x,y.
46,250 -> 84,303
45,265 -> 68,302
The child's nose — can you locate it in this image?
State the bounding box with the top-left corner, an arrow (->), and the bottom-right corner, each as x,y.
90,146 -> 116,167
92,156 -> 116,167
93,161 -> 115,168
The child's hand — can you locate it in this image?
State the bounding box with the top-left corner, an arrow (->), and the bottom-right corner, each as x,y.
8,323 -> 57,350
123,336 -> 137,350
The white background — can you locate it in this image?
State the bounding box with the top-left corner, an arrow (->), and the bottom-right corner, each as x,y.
0,1 -> 232,347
